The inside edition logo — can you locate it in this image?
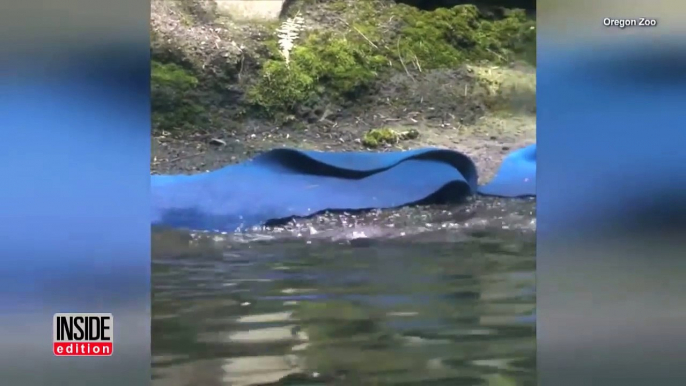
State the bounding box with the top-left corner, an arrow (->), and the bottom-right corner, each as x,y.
53,313 -> 113,356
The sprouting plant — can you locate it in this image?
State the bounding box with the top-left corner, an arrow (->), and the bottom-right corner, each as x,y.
276,12 -> 305,65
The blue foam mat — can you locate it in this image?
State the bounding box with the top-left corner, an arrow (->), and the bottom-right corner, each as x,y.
152,144 -> 536,232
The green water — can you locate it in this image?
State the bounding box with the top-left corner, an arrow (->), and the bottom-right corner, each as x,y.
152,199 -> 536,386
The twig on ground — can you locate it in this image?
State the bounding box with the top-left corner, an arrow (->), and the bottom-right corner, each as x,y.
338,17 -> 378,49
397,37 -> 414,82
486,47 -> 506,63
238,53 -> 245,82
351,25 -> 378,49
318,104 -> 332,122
412,54 -> 422,72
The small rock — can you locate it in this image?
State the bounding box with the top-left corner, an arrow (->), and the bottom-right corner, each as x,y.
209,138 -> 226,146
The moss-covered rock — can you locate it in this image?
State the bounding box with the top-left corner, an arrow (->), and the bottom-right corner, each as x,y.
395,0 -> 535,12
393,5 -> 535,68
151,61 -> 207,131
247,31 -> 387,116
362,128 -> 419,148
151,0 -> 536,132
248,1 -> 535,117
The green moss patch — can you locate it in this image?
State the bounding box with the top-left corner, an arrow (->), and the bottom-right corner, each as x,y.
151,61 -> 207,131
392,5 -> 535,68
362,128 -> 419,148
248,2 -> 535,117
247,31 -> 387,116
152,61 -> 198,87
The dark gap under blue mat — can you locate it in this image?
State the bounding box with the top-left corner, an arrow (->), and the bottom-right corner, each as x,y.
152,145 -> 536,232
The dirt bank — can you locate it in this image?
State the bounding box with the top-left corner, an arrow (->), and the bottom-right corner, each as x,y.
150,0 -> 536,183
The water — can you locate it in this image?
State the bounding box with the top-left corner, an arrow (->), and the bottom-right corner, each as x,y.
152,198 -> 536,386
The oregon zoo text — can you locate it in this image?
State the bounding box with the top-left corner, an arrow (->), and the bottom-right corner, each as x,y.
603,18 -> 658,28
53,313 -> 114,356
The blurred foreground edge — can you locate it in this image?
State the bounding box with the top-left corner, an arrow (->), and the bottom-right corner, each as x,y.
538,35 -> 686,386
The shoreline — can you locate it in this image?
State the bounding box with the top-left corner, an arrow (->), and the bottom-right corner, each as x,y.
151,110 -> 535,184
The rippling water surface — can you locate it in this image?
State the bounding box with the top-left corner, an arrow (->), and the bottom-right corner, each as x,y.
152,198 -> 536,386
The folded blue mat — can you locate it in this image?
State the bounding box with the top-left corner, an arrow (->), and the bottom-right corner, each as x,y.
152,144 -> 536,232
